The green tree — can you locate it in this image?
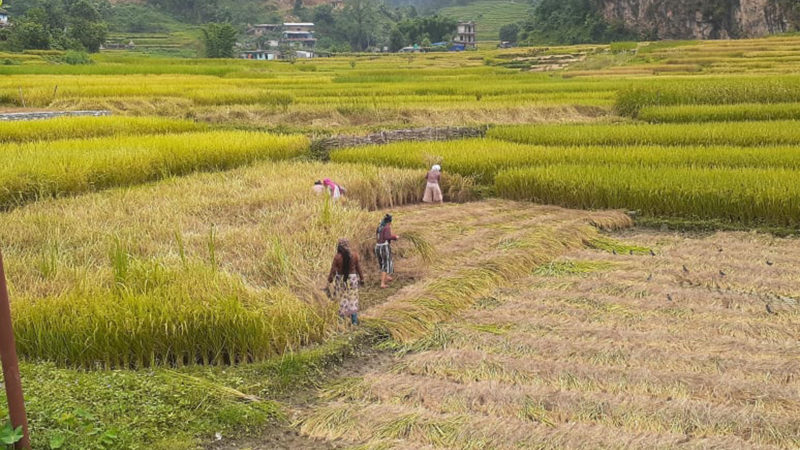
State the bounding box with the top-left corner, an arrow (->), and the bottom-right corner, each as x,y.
388,27 -> 407,52
499,23 -> 520,42
66,0 -> 108,52
520,0 -> 636,45
9,19 -> 51,50
202,23 -> 238,58
341,0 -> 379,51
395,15 -> 456,45
293,0 -> 305,17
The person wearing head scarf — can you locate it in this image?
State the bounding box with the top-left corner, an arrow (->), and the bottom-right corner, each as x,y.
375,214 -> 399,288
422,164 -> 443,204
312,180 -> 325,195
328,238 -> 364,325
322,178 -> 343,202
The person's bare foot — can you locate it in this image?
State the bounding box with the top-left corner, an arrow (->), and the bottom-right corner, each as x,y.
386,276 -> 393,282
380,284 -> 388,289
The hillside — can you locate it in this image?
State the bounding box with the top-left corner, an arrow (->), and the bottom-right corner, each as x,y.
600,0 -> 799,39
439,0 -> 532,41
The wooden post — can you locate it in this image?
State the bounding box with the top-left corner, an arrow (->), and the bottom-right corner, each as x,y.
0,250 -> 30,449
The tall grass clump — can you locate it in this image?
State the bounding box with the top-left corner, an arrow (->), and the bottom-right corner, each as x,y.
0,131 -> 309,209
0,116 -> 204,144
488,121 -> 800,147
495,165 -> 800,227
615,76 -> 800,116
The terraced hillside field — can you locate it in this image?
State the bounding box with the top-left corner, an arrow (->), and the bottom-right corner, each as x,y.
439,0 -> 532,41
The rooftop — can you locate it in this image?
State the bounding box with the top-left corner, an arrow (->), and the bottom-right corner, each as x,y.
284,22 -> 315,27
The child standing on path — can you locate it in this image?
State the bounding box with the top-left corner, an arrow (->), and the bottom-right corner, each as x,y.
375,214 -> 399,289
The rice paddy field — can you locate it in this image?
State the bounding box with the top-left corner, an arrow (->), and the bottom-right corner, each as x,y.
0,34 -> 799,449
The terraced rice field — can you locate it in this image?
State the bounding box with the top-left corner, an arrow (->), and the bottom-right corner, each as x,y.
1,34 -> 800,449
298,229 -> 800,449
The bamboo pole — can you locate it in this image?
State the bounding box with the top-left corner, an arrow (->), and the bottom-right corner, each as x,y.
0,250 -> 30,449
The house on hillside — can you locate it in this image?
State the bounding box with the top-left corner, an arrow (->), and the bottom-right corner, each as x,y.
240,50 -> 279,60
0,9 -> 9,27
282,23 -> 316,51
453,21 -> 476,49
249,24 -> 282,37
242,22 -> 316,59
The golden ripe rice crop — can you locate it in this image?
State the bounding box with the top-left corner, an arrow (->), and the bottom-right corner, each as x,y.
638,102 -> 800,123
0,131 -> 309,210
332,139 -> 800,182
5,161 -> 449,368
488,120 -> 800,146
0,116 -> 204,144
615,75 -> 800,116
495,165 -> 800,226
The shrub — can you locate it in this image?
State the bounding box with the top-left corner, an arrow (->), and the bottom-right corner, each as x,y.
63,50 -> 92,65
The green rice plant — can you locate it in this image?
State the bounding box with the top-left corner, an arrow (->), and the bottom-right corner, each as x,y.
488,121 -> 800,147
638,103 -> 800,123
609,42 -> 638,54
0,131 -> 310,210
0,116 -> 204,144
495,164 -> 800,227
636,40 -> 699,54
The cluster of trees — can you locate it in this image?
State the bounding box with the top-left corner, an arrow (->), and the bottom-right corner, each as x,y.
500,0 -> 636,45
390,15 -> 457,51
202,23 -> 238,58
145,0 -> 278,27
292,0 -> 455,52
3,0 -> 108,52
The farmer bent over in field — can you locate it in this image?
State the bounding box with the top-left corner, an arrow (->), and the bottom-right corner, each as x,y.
375,214 -> 399,289
313,179 -> 345,201
328,238 -> 364,325
423,164 -> 443,204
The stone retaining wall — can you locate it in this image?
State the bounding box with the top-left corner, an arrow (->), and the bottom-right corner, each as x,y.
0,110 -> 111,122
311,126 -> 488,158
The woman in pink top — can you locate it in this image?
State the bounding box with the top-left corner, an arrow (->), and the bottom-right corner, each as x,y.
422,165 -> 443,204
314,178 -> 345,201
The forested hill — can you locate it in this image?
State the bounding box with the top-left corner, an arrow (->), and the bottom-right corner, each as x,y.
2,0 -> 798,57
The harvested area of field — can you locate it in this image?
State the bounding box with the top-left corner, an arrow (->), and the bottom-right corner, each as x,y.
295,228 -> 800,449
